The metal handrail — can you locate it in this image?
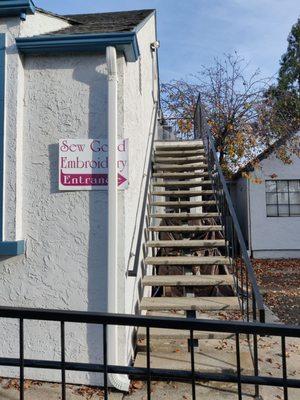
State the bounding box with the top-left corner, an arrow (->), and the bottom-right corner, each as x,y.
194,95 -> 265,323
127,103 -> 158,277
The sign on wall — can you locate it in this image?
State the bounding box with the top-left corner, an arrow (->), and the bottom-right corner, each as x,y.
59,139 -> 129,191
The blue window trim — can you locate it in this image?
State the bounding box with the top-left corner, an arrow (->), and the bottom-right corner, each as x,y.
0,0 -> 35,16
0,241 -> 25,256
0,34 -> 24,256
0,35 -> 5,242
16,32 -> 140,62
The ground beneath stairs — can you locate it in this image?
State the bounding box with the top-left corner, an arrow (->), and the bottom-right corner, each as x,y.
254,259 -> 300,325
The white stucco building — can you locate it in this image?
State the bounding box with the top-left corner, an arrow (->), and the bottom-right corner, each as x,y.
231,137 -> 300,259
0,1 -> 159,388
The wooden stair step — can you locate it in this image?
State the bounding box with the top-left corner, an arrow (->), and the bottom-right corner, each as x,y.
155,141 -> 204,150
150,200 -> 216,207
140,296 -> 239,311
154,162 -> 208,171
155,149 -> 205,156
154,156 -> 206,164
147,225 -> 223,232
153,172 -> 209,178
134,348 -> 252,374
153,180 -> 212,187
150,212 -> 219,219
151,190 -> 213,196
142,274 -> 234,287
146,239 -> 225,248
144,256 -> 231,266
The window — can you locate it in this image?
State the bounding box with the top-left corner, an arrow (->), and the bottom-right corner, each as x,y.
266,180 -> 300,217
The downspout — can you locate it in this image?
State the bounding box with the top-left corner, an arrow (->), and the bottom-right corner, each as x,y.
106,46 -> 130,392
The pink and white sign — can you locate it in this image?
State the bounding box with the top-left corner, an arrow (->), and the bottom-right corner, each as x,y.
59,138 -> 129,190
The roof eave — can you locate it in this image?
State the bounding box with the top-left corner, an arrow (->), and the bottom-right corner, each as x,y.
16,31 -> 140,62
0,0 -> 35,16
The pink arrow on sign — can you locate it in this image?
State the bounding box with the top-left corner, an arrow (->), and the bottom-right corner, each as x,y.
118,174 -> 127,186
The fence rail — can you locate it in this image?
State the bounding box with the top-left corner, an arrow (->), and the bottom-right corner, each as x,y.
0,306 -> 299,400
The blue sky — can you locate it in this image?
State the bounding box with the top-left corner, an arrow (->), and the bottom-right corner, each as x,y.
37,0 -> 299,82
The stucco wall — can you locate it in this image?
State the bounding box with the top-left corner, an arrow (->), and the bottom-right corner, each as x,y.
20,10 -> 71,37
248,152 -> 300,258
0,11 -> 158,386
231,179 -> 250,248
0,51 -> 112,384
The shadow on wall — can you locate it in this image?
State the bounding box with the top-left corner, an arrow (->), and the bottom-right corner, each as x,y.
46,57 -> 109,385
76,60 -> 108,386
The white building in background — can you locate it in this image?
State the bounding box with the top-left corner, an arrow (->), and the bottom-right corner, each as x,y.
0,1 -> 158,388
231,136 -> 300,259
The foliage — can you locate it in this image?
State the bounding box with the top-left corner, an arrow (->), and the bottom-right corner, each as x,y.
278,17 -> 300,93
263,17 -> 300,164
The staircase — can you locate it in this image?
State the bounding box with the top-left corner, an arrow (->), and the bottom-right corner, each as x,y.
133,139 -> 255,396
140,139 -> 240,316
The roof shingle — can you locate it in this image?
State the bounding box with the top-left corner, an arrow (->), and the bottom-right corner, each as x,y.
47,9 -> 155,35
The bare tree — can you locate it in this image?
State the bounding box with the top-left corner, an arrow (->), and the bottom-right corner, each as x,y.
161,53 -> 299,174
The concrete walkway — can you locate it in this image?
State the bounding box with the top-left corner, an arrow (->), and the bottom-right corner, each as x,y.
125,334 -> 300,400
0,379 -> 123,400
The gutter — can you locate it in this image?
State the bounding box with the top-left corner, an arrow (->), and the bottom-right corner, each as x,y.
0,1 -> 35,16
16,32 -> 140,62
106,46 -> 130,392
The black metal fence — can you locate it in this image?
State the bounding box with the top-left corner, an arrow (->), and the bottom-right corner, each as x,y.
0,306 -> 299,400
194,97 -> 265,325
